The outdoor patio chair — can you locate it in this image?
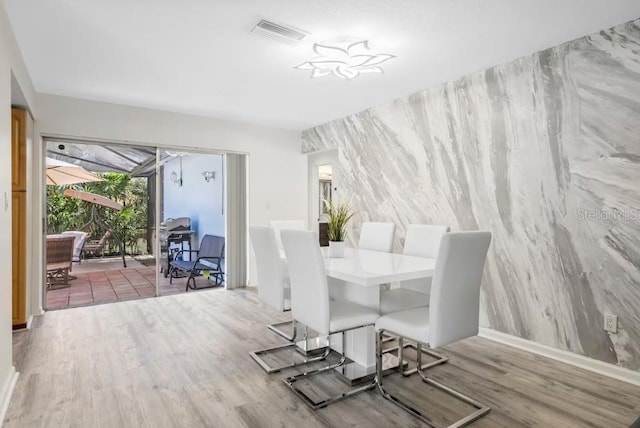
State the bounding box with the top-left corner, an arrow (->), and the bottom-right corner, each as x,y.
46,235 -> 75,288
169,234 -> 225,291
81,230 -> 111,258
61,231 -> 88,263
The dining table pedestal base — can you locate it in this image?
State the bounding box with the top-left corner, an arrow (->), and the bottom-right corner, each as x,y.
334,352 -> 406,386
321,249 -> 436,386
295,336 -> 330,356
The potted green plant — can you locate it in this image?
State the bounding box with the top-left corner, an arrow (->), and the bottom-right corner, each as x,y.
325,198 -> 353,258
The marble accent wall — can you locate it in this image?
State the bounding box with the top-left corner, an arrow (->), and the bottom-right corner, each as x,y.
302,19 -> 640,369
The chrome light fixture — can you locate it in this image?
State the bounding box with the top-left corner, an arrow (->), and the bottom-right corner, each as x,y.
169,170 -> 182,186
169,156 -> 184,186
295,39 -> 395,80
202,170 -> 216,182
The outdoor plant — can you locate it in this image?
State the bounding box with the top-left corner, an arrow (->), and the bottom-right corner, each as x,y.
88,173 -> 148,266
46,186 -> 82,233
325,198 -> 354,242
46,172 -> 149,264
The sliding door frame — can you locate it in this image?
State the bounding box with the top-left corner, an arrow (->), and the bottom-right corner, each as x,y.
39,134 -> 250,308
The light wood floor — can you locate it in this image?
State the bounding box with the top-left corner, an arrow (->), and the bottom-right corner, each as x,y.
6,289 -> 640,427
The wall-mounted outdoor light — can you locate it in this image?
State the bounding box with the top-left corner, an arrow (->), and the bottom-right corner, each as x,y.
170,170 -> 182,186
202,170 -> 216,182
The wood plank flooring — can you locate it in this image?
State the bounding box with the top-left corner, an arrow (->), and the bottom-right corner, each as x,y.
6,289 -> 640,427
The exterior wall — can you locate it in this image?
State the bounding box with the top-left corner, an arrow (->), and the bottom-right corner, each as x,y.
163,154 -> 225,243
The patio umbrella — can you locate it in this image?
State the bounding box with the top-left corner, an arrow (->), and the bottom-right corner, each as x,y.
63,189 -> 126,267
46,157 -> 104,186
63,189 -> 123,211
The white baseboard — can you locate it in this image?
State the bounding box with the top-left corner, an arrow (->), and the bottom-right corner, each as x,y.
25,316 -> 33,330
479,327 -> 640,387
0,366 -> 19,426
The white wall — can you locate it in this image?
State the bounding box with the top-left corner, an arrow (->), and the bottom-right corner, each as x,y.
1,4 -> 306,412
35,93 -> 307,286
163,154 -> 225,244
0,1 -> 37,419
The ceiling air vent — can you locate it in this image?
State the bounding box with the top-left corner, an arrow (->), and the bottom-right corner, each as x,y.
251,19 -> 308,45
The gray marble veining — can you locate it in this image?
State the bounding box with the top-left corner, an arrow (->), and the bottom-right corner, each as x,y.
302,19 -> 640,369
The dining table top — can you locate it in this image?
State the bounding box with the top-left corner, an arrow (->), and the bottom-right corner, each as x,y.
320,247 -> 436,286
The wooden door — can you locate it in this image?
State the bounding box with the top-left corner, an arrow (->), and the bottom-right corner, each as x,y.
12,192 -> 26,327
11,108 -> 27,191
12,107 -> 27,327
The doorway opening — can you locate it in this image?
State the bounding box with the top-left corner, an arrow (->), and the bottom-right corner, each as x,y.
44,139 -> 162,309
43,138 -> 241,310
307,149 -> 338,244
318,164 -> 333,218
159,149 -> 226,294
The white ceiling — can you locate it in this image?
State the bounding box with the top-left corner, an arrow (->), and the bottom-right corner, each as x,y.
5,0 -> 640,130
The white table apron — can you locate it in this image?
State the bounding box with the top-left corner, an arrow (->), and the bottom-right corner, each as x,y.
323,247 -> 436,385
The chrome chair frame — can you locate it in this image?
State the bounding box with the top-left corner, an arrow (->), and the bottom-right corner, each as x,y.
250,321 -> 331,374
382,335 -> 449,376
282,323 -> 377,410
267,318 -> 296,341
375,329 -> 490,428
249,226 -> 294,341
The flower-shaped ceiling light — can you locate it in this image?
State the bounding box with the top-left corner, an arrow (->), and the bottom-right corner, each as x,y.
295,40 -> 395,80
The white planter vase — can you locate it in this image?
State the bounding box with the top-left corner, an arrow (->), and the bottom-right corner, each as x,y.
329,241 -> 346,258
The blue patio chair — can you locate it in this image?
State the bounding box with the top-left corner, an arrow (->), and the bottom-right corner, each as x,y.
169,234 -> 225,291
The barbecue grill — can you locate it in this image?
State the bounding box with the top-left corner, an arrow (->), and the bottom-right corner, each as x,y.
159,217 -> 195,277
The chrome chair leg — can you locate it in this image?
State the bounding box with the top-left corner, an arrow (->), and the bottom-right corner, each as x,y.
250,321 -> 331,374
302,325 -> 309,353
283,329 -> 376,409
375,330 -> 490,428
382,336 -> 448,376
403,341 -> 448,376
267,319 -> 296,341
376,330 -> 436,424
381,331 -> 397,344
397,336 -> 404,373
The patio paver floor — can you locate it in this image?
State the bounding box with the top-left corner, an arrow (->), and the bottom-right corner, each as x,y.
46,266 -> 215,310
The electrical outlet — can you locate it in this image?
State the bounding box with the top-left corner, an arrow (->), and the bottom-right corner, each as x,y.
604,314 -> 618,334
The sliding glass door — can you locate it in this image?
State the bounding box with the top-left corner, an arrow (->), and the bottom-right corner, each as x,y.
43,138 -> 248,310
156,149 -> 227,295
44,138 -> 158,310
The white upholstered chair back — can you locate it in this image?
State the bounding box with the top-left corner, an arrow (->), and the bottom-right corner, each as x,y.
403,224 -> 450,258
281,230 -> 330,335
401,224 -> 450,293
250,226 -> 287,312
428,231 -> 491,348
270,220 -> 305,250
358,222 -> 395,252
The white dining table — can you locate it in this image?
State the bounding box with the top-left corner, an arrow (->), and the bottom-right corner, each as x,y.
321,247 -> 436,384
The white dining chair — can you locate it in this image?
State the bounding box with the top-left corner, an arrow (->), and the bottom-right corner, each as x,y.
374,231 -> 492,427
379,224 -> 449,315
249,226 -> 295,341
279,230 -> 379,409
269,220 -> 305,250
358,222 -> 395,252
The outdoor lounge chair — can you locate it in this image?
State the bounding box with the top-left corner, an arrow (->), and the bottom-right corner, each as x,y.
81,230 -> 111,258
169,234 -> 225,291
61,231 -> 87,263
46,235 -> 75,288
